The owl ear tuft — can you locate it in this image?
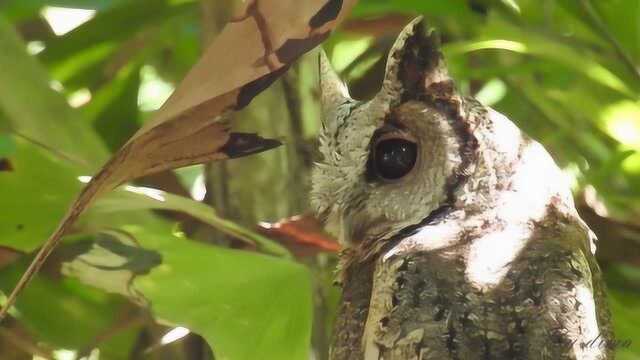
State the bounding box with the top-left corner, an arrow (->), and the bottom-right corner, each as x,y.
379,17 -> 460,105
319,50 -> 351,120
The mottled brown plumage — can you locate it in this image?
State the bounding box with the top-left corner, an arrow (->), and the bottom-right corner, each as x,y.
312,18 -> 613,359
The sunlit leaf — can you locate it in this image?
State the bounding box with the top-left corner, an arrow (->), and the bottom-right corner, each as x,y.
62,222 -> 312,360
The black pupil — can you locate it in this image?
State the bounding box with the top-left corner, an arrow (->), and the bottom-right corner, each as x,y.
374,138 -> 417,180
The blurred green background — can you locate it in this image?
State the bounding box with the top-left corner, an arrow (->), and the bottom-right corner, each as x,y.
0,0 -> 639,359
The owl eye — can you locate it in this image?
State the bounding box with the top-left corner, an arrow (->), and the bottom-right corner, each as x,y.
373,138 -> 417,180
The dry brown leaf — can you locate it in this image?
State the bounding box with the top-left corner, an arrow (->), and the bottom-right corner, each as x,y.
0,0 -> 357,319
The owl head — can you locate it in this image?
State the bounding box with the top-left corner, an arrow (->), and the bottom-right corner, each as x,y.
311,18 -> 578,258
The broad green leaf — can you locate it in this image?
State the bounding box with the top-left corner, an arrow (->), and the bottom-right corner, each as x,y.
87,184 -> 291,257
136,228 -> 311,360
62,222 -> 312,360
0,137 -> 83,252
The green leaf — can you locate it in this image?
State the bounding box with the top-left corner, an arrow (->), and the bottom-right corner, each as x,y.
0,133 -> 16,157
0,137 -> 83,252
98,325 -> 141,360
48,42 -> 119,89
137,228 -> 311,360
609,290 -> 640,359
63,222 -> 312,360
0,254 -> 124,349
0,15 -> 108,167
40,0 -> 195,72
557,0 -> 640,64
88,184 -> 292,258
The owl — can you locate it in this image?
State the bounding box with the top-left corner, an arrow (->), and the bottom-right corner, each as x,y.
311,18 -> 613,360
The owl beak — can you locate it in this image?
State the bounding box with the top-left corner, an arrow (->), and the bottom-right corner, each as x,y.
319,50 -> 352,119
